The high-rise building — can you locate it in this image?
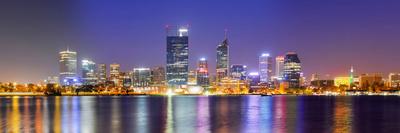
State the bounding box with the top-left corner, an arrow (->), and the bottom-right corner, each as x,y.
283,52 -> 302,88
151,66 -> 165,86
132,68 -> 151,87
82,59 -> 96,85
121,72 -> 132,88
275,56 -> 285,80
166,26 -> 189,88
188,70 -> 197,85
216,30 -> 229,82
196,58 -> 209,86
388,73 -> 400,88
110,63 -> 121,86
259,53 -> 273,83
59,48 -> 78,85
350,66 -> 354,85
230,64 -> 247,80
97,64 -> 107,84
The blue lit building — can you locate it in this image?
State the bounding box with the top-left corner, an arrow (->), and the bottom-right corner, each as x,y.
166,26 -> 189,88
230,64 -> 247,80
82,59 -> 96,85
59,48 -> 78,86
283,52 -> 302,88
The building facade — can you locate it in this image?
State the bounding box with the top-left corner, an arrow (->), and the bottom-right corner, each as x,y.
110,63 -> 121,86
133,68 -> 151,87
231,64 -> 247,80
97,64 -> 107,84
166,26 -> 189,88
216,32 -> 229,82
283,52 -> 302,88
82,59 -> 96,85
59,49 -> 78,86
151,66 -> 165,86
388,73 -> 400,88
275,56 -> 285,80
259,53 -> 273,83
196,58 -> 210,86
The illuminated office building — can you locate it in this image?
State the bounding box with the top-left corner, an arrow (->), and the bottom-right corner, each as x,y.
388,73 -> 400,88
82,59 -> 96,85
196,58 -> 209,86
216,30 -> 229,82
283,52 -> 302,88
133,68 -> 151,87
259,53 -> 273,83
59,48 -> 78,86
231,64 -> 247,80
110,63 -> 121,86
97,64 -> 107,84
166,26 -> 189,88
151,66 -> 165,86
275,56 -> 285,80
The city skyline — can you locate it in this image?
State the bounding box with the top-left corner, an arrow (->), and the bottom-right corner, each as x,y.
1,0 -> 400,83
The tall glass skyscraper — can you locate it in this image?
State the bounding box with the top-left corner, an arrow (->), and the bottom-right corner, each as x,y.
82,59 -> 96,85
283,52 -> 302,88
259,53 -> 273,83
216,31 -> 229,82
196,58 -> 209,86
166,26 -> 189,88
59,48 -> 77,86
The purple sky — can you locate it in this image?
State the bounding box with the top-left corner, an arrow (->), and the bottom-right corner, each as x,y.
1,0 -> 400,83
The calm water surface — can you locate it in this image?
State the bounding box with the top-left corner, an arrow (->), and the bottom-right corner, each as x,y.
0,96 -> 400,133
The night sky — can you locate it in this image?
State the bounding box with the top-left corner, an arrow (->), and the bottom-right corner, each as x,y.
1,0 -> 400,83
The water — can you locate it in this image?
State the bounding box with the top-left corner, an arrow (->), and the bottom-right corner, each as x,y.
0,96 -> 399,133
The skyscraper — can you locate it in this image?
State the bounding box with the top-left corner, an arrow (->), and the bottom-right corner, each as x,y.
283,52 -> 302,88
110,63 -> 121,86
82,59 -> 96,85
230,64 -> 247,80
259,53 -> 273,83
166,26 -> 189,88
275,56 -> 285,79
132,68 -> 151,87
196,58 -> 209,86
59,48 -> 77,86
97,64 -> 107,84
216,30 -> 229,81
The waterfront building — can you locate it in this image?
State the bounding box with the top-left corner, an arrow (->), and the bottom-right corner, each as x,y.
275,56 -> 285,80
248,72 -> 260,86
216,77 -> 249,94
82,59 -> 96,85
97,64 -> 107,84
259,53 -> 273,83
230,64 -> 247,80
59,48 -> 78,86
44,76 -> 59,84
166,26 -> 189,89
151,66 -> 165,86
133,68 -> 151,87
311,80 -> 334,88
283,52 -> 302,88
121,72 -> 132,88
334,77 -> 351,87
196,58 -> 210,86
216,30 -> 229,82
388,73 -> 400,88
110,63 -> 121,86
359,74 -> 383,90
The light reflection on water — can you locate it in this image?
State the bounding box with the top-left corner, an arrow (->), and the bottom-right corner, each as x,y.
1,96 -> 400,133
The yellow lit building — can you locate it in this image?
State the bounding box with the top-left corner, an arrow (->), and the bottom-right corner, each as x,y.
334,77 -> 351,87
